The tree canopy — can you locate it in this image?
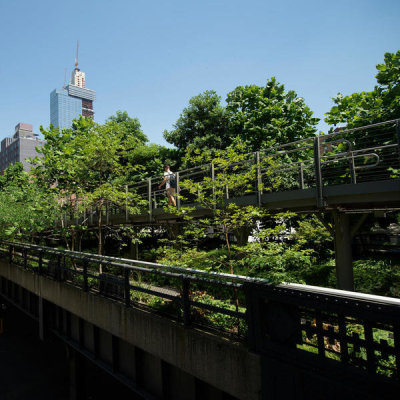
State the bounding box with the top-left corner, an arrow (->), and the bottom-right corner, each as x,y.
33,114 -> 148,253
163,79 -> 319,155
163,90 -> 230,153
325,50 -> 400,128
226,77 -> 319,151
107,110 -> 148,144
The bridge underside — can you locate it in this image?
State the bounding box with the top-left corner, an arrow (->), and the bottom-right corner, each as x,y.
107,179 -> 400,225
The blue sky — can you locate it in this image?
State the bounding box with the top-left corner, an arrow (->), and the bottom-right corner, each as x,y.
0,0 -> 399,145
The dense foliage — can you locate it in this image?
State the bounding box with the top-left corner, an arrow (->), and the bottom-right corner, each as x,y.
226,77 -> 319,151
325,50 -> 400,128
0,164 -> 57,240
163,90 -> 230,154
0,52 -> 399,298
164,77 -> 319,155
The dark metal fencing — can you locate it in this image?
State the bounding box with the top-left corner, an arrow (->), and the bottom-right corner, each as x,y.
127,119 -> 400,212
1,241 -> 400,391
246,282 -> 400,387
1,241 -> 248,338
63,119 -> 400,224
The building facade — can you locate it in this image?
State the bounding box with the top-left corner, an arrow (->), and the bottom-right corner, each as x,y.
50,56 -> 96,129
0,123 -> 45,172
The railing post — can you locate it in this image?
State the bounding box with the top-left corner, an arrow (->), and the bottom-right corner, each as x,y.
182,277 -> 191,327
255,152 -> 262,206
313,136 -> 324,207
176,172 -> 180,210
124,269 -> 131,307
148,178 -> 152,222
125,185 -> 129,222
349,152 -> 357,184
299,163 -> 305,189
211,163 -> 216,209
83,260 -> 88,292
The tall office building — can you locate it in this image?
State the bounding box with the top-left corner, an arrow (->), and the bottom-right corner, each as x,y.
0,123 -> 45,172
50,44 -> 96,129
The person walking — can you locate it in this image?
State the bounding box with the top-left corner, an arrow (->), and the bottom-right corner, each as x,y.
159,165 -> 177,207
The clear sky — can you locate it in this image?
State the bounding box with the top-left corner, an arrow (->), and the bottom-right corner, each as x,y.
0,0 -> 399,145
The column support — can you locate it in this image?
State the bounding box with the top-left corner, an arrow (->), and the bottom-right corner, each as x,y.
333,211 -> 354,291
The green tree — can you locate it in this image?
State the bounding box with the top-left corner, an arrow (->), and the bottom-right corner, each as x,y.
127,143 -> 180,181
34,116 -> 145,255
33,118 -> 95,250
0,164 -> 57,241
107,110 -> 148,144
325,50 -> 400,128
170,143 -> 283,275
226,77 -> 319,151
164,81 -> 318,156
163,90 -> 230,154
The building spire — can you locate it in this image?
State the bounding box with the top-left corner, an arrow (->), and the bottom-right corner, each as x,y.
70,41 -> 85,88
75,40 -> 79,69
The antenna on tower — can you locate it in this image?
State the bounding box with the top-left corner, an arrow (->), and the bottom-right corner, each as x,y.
63,68 -> 67,89
75,40 -> 79,69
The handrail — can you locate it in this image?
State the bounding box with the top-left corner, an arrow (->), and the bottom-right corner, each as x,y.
3,240 -> 400,379
59,119 -> 399,224
4,240 -> 400,305
1,240 -> 267,285
124,119 -> 399,194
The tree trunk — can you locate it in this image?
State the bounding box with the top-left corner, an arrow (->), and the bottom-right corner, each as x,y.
224,227 -> 239,319
98,209 -> 102,255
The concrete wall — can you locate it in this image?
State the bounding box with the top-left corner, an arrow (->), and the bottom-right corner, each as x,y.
0,260 -> 261,400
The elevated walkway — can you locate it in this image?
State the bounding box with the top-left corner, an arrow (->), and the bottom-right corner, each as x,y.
0,242 -> 399,399
65,120 -> 400,291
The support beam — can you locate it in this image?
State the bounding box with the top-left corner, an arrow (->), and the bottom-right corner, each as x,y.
333,211 -> 354,291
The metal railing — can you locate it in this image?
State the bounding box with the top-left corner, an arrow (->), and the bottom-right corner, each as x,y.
246,282 -> 400,381
1,241 -> 248,338
1,240 -> 400,381
121,119 -> 400,220
61,120 -> 400,224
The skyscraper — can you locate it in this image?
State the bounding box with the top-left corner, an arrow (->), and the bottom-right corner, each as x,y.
50,43 -> 96,129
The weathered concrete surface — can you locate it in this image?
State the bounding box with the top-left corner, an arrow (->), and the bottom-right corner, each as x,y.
0,260 -> 261,400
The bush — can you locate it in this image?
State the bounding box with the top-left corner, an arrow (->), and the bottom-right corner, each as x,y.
352,258 -> 400,297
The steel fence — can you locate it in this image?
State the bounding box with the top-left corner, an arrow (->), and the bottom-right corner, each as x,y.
1,240 -> 400,381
